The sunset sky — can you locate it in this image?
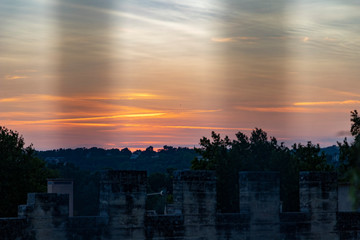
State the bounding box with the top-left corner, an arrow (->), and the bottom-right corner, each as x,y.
1,0 -> 360,150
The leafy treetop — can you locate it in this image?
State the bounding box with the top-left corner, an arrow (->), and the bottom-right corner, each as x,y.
0,126 -> 56,217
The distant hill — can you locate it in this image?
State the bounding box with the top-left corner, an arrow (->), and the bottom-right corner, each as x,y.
36,146 -> 198,174
321,145 -> 340,166
37,145 -> 341,173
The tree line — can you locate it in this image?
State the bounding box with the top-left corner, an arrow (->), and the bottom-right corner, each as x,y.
191,129 -> 330,212
191,110 -> 360,212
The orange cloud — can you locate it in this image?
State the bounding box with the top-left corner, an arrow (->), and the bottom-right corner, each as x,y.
104,143 -> 116,147
0,93 -> 176,119
0,92 -> 168,103
83,92 -> 169,100
211,36 -> 258,43
294,100 -> 360,106
333,90 -> 360,98
237,100 -> 360,112
237,37 -> 258,40
102,123 -> 251,132
0,112 -> 46,117
0,97 -> 23,103
62,123 -> 116,127
269,36 -> 288,40
0,95 -> 70,103
236,106 -> 312,113
118,141 -> 164,146
5,75 -> 28,80
161,125 -> 249,131
4,112 -> 167,126
187,109 -> 222,114
211,37 -> 236,43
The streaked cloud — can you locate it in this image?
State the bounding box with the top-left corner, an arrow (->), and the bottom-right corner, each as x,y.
211,36 -> 258,43
302,37 -> 309,42
211,37 -> 236,43
0,97 -> 23,103
1,0 -> 360,149
5,75 -> 29,80
336,130 -> 351,137
161,126 -> 250,131
6,112 -> 167,126
100,123 -> 252,133
324,37 -> 337,42
63,123 -> 116,127
236,106 -> 326,113
0,92 -> 170,104
153,125 -> 249,131
294,100 -> 360,106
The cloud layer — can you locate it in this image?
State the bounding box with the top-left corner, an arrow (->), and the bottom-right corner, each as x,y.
1,0 -> 359,149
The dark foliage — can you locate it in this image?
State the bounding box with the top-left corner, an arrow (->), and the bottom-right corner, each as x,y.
338,110 -> 360,208
47,162 -> 100,216
38,146 -> 197,174
146,169 -> 175,214
0,126 -> 56,217
191,128 -> 331,213
292,142 -> 332,171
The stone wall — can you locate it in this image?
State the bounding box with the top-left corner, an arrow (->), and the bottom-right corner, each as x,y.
336,212 -> 360,240
215,213 -> 250,239
145,214 -> 184,239
173,170 -> 217,239
299,172 -> 338,239
99,170 -> 147,239
280,212 -> 311,239
339,184 -> 353,212
47,179 -> 74,217
66,216 -> 107,240
2,170 -> 360,240
239,171 -> 281,239
18,193 -> 69,240
0,218 -> 32,240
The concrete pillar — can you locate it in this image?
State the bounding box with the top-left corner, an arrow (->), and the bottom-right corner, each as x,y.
47,178 -> 73,216
173,170 -> 217,239
299,172 -> 338,239
338,183 -> 353,212
99,170 -> 147,239
239,171 -> 281,239
18,193 -> 69,240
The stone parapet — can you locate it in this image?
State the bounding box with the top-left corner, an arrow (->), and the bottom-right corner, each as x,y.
99,170 -> 147,239
2,170 -> 360,240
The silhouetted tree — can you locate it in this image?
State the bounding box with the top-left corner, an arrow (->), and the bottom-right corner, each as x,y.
191,128 -> 332,212
0,126 -> 56,217
120,147 -> 132,157
292,141 -> 332,171
338,110 -> 360,207
191,129 -> 295,212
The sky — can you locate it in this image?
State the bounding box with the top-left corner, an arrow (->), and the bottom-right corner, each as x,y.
1,0 -> 360,151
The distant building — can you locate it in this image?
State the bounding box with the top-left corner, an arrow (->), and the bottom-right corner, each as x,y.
47,179 -> 74,217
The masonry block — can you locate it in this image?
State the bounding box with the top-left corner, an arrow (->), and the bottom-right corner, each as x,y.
99,170 -> 147,239
239,171 -> 281,239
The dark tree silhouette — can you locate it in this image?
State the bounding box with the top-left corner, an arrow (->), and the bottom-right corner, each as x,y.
292,141 -> 332,171
192,128 -> 331,212
338,110 -> 360,207
0,126 -> 56,217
